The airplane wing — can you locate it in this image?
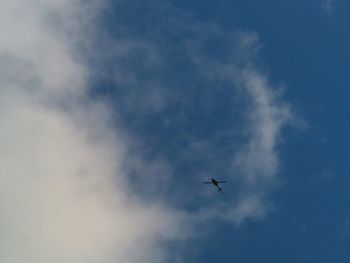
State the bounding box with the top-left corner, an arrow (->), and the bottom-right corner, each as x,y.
203,182 -> 212,184
216,181 -> 226,183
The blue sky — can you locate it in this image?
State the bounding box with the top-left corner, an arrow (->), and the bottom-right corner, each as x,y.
1,0 -> 350,262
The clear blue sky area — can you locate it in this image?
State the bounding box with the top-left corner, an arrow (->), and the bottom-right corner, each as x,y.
95,0 -> 350,261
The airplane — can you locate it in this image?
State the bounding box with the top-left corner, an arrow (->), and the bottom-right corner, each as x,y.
203,178 -> 226,194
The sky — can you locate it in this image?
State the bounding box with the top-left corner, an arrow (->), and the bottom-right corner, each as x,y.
1,0 -> 350,262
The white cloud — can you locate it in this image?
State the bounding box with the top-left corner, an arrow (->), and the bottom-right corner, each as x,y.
0,1 -> 190,263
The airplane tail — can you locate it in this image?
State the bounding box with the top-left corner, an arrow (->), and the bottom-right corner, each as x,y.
218,187 -> 223,194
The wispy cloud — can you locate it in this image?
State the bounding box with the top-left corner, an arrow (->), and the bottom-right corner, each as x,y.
321,0 -> 336,16
229,67 -> 292,223
94,2 -> 294,225
186,31 -> 293,224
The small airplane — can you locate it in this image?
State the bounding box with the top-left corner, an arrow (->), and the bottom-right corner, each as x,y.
203,178 -> 226,194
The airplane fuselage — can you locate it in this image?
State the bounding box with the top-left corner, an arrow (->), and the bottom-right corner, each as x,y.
211,178 -> 219,186
211,178 -> 223,193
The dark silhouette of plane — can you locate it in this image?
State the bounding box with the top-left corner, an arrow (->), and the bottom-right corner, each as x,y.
204,178 -> 226,194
